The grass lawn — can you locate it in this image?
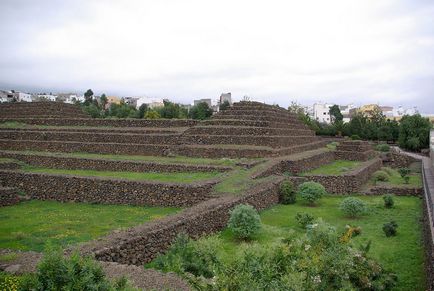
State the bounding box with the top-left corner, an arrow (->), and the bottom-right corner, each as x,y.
3,150 -> 244,167
22,167 -> 221,183
301,160 -> 362,175
200,195 -> 425,291
370,166 -> 422,187
0,200 -> 180,252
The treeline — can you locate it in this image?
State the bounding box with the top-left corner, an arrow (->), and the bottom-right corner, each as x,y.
289,102 -> 432,152
78,90 -> 214,120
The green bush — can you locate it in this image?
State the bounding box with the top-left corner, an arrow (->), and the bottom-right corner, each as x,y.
279,181 -> 296,204
383,194 -> 395,208
227,204 -> 261,240
20,246 -> 133,290
351,134 -> 361,140
376,143 -> 390,152
295,212 -> 315,228
150,233 -> 220,279
373,170 -> 389,182
298,181 -> 326,205
383,221 -> 398,237
381,167 -> 395,176
339,197 -> 367,218
398,168 -> 411,184
398,114 -> 431,151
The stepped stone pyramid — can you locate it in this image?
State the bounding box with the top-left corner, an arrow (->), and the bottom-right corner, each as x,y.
0,102 -> 89,119
177,101 -> 326,158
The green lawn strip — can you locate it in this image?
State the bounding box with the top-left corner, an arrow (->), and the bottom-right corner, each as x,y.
22,166 -> 221,183
4,150 -> 243,167
0,158 -> 17,163
0,200 -> 180,252
0,121 -> 28,128
370,167 -> 422,187
196,196 -> 425,290
301,160 -> 362,176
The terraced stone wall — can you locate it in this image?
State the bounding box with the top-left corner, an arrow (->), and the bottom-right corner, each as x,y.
0,170 -> 217,207
0,152 -> 231,173
78,177 -> 284,265
381,150 -> 418,168
0,130 -> 180,145
0,118 -> 197,128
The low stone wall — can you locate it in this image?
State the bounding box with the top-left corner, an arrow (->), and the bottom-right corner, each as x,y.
251,150 -> 335,179
0,162 -> 21,170
0,139 -> 171,156
0,151 -> 231,173
0,170 -> 217,207
0,186 -> 20,206
334,150 -> 377,161
0,130 -> 180,145
185,126 -> 314,136
176,145 -> 273,158
302,158 -> 382,194
382,150 -> 418,168
78,177 -> 284,265
0,118 -> 197,128
364,185 -> 423,196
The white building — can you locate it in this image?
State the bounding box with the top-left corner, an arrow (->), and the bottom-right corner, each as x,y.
36,94 -> 57,102
313,103 -> 333,124
219,93 -> 232,105
340,104 -> 356,123
194,98 -> 212,107
16,92 -> 32,102
136,97 -> 164,109
393,106 -> 419,117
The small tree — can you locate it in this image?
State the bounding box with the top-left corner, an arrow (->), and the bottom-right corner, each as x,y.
383,221 -> 398,237
227,204 -> 261,240
398,114 -> 431,151
279,181 -> 296,204
339,197 -> 367,218
100,93 -> 108,110
189,102 -> 213,120
83,89 -> 94,105
295,212 -> 315,228
383,194 -> 394,208
298,181 -> 326,205
144,110 -> 161,119
329,104 -> 343,123
398,168 -> 411,184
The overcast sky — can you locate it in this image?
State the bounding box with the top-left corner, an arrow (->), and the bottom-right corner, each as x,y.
1,0 -> 433,112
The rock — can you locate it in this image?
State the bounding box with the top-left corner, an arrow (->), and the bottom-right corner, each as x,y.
5,264 -> 21,274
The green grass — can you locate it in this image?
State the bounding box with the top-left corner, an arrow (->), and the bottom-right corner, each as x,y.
2,150 -> 243,167
0,200 -> 180,252
22,167 -> 221,183
0,158 -> 17,163
0,121 -> 28,128
301,160 -> 362,175
198,195 -> 425,290
370,167 -> 422,187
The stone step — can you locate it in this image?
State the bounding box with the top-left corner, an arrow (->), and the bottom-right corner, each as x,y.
0,139 -> 172,156
216,110 -> 299,121
201,119 -> 308,129
212,114 -> 303,124
0,186 -> 21,206
0,126 -> 184,135
183,126 -> 315,136
0,130 -> 180,145
180,134 -> 319,148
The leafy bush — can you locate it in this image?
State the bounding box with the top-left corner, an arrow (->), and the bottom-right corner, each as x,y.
398,114 -> 431,151
381,167 -> 395,176
144,110 -> 161,119
383,221 -> 398,237
376,143 -> 390,152
298,181 -> 326,205
20,246 -> 133,290
295,212 -> 315,228
279,181 -> 296,204
373,170 -> 389,182
150,233 -> 220,279
339,197 -> 367,218
351,134 -> 361,140
383,194 -> 395,208
227,204 -> 261,240
398,168 -> 411,184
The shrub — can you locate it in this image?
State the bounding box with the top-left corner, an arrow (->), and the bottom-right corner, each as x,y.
373,170 -> 389,182
383,194 -> 394,208
383,221 -> 398,237
279,181 -> 296,204
351,134 -> 361,140
398,114 -> 431,151
298,181 -> 326,205
150,233 -> 220,278
381,167 -> 395,176
398,168 -> 411,184
227,204 -> 261,240
339,197 -> 367,218
376,143 -> 390,152
19,246 -> 132,290
295,212 -> 315,228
